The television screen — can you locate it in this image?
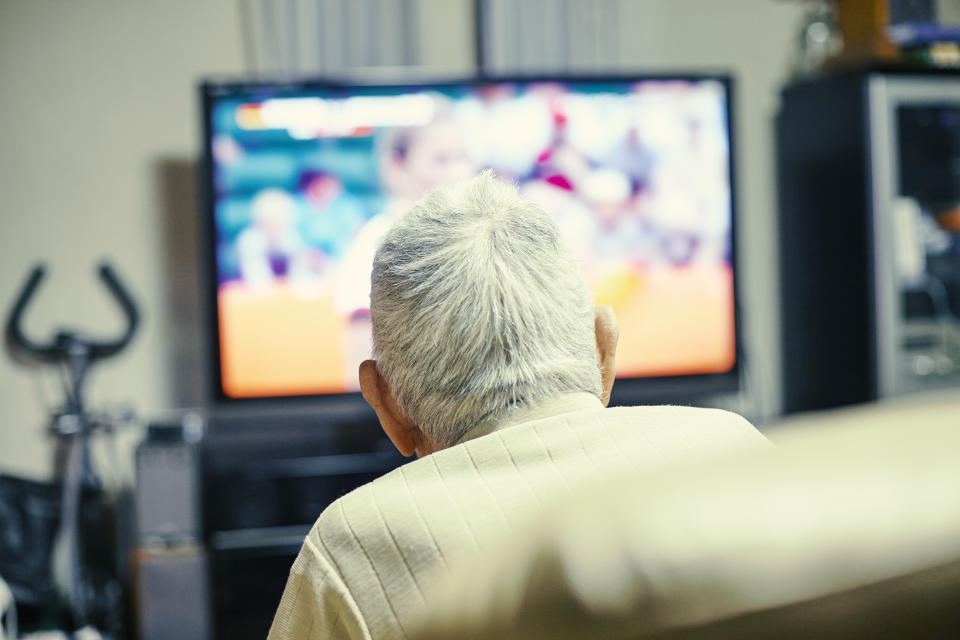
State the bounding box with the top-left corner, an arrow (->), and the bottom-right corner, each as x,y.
202,77 -> 737,400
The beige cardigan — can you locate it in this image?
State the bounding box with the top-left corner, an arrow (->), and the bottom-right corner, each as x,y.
267,393 -> 766,640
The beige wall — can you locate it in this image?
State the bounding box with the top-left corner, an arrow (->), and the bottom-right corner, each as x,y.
0,1 -> 243,479
0,0 -> 800,480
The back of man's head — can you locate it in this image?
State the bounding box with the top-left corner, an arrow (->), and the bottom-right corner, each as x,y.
371,170 -> 602,448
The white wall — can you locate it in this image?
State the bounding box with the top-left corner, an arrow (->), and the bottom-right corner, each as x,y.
0,1 -> 236,479
0,0 -> 801,480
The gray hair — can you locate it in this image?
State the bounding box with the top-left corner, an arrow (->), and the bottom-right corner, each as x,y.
370,171 -> 602,448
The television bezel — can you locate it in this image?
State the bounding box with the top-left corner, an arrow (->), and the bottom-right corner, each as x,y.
199,72 -> 742,410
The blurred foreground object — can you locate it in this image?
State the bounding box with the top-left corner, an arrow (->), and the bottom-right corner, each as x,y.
412,390 -> 960,640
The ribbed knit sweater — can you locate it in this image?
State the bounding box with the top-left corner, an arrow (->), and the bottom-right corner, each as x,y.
267,393 -> 766,639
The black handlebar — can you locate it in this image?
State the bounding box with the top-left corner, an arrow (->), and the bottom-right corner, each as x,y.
91,264 -> 140,358
5,262 -> 140,364
6,266 -> 49,360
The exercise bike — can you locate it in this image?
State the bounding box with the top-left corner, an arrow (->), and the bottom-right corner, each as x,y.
4,262 -> 140,637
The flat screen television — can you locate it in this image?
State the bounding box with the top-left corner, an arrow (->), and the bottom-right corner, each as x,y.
200,75 -> 740,405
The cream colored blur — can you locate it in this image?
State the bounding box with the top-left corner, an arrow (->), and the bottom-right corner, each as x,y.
411,391 -> 960,640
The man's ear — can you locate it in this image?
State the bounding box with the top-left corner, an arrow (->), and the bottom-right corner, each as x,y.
594,305 -> 619,407
359,360 -> 419,457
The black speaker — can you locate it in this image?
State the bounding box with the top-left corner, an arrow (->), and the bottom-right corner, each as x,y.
135,418 -> 203,545
777,70 -> 960,414
132,546 -> 212,640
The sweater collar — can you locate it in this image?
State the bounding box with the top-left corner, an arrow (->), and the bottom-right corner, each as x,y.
456,392 -> 604,445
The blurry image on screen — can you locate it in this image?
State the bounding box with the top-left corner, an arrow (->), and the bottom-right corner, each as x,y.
208,80 -> 735,398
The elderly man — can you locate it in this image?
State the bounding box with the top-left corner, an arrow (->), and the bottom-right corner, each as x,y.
268,171 -> 765,640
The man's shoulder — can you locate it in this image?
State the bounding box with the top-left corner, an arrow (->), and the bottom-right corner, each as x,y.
309,455 -> 437,549
311,470 -> 396,538
491,403 -> 766,470
593,404 -> 764,444
309,404 -> 763,542
511,402 -> 762,442
601,404 -> 758,428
